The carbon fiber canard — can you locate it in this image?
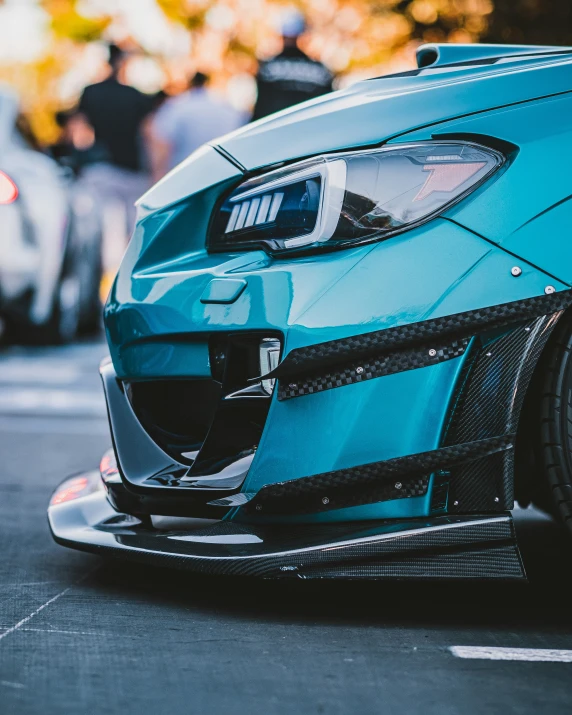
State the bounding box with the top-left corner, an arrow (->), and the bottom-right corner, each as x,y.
441,313 -> 564,513
279,339 -> 470,400
275,290 -> 572,400
242,435 -> 513,516
238,300 -> 569,518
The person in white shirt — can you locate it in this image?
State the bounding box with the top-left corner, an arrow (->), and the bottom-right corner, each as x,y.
150,72 -> 244,181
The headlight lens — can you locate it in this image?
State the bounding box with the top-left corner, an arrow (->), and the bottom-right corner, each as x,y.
209,142 -> 503,253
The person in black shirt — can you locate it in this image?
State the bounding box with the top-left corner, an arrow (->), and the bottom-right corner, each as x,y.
78,45 -> 152,240
252,11 -> 333,121
79,44 -> 152,172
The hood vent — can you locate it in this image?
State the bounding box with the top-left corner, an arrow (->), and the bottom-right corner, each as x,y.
416,43 -> 570,70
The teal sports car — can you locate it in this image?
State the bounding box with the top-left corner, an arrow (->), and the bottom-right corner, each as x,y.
49,43 -> 572,579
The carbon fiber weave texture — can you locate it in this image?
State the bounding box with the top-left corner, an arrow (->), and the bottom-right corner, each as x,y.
443,314 -> 563,512
244,434 -> 514,516
82,516 -> 520,579
278,339 -> 469,400
273,290 -> 572,379
447,452 -> 512,513
304,546 -> 523,580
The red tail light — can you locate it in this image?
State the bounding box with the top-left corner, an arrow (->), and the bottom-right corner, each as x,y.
0,171 -> 18,204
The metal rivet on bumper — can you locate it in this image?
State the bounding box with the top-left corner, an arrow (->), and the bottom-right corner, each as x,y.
395,482 -> 402,490
511,266 -> 522,277
321,496 -> 330,505
428,349 -> 437,357
545,286 -> 556,295
356,366 -> 364,374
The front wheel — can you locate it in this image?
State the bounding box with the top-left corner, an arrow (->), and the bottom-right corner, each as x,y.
535,313 -> 572,534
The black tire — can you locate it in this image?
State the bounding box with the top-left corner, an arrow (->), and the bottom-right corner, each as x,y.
78,225 -> 103,336
36,212 -> 84,345
78,299 -> 103,337
2,274 -> 80,346
78,268 -> 103,337
37,273 -> 82,345
535,313 -> 572,533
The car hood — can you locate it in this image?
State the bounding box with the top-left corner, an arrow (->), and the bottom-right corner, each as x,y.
217,47 -> 572,171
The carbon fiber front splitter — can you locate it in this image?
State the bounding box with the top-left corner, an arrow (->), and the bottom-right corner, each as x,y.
48,472 -> 526,580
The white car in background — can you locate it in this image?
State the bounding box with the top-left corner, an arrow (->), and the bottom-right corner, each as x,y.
0,86 -> 102,343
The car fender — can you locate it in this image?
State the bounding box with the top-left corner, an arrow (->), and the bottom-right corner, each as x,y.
394,92 -> 572,286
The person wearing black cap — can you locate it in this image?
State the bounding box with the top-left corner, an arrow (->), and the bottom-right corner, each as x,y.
78,44 -> 153,238
252,10 -> 333,121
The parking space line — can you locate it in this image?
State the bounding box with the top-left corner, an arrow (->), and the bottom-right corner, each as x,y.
0,415 -> 109,435
0,567 -> 98,643
0,681 -> 25,690
20,628 -> 107,636
0,587 -> 74,643
450,646 -> 572,662
0,388 -> 105,416
0,363 -> 82,384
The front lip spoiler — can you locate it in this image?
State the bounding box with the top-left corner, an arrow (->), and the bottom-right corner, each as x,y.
48,471 -> 526,580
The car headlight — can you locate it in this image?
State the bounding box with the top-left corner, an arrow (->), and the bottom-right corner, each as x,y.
208,141 -> 503,254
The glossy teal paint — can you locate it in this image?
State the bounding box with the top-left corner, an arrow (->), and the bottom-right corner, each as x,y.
105,45 -> 572,523
105,146 -> 243,367
232,483 -> 435,525
137,144 -> 242,212
106,215 -> 567,381
415,43 -> 566,69
280,221 -> 569,350
106,213 -> 564,523
401,94 -> 572,286
200,278 -> 247,304
217,52 -> 572,171
238,359 -> 463,524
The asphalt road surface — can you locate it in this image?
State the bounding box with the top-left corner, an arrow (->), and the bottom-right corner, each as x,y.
0,339 -> 572,715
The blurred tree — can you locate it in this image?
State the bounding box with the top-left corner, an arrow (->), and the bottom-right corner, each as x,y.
156,0 -> 495,80
6,0 -> 572,148
42,0 -> 110,43
2,0 -> 498,144
483,0 -> 572,46
0,1 -> 110,143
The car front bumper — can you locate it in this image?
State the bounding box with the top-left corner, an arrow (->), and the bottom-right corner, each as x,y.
50,143 -> 572,575
48,471 -> 525,580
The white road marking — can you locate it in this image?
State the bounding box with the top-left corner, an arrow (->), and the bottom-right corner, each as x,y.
0,361 -> 82,385
19,628 -> 108,636
0,581 -> 62,587
0,415 -> 109,434
449,646 -> 572,662
0,568 -> 98,644
0,388 -> 105,416
0,681 -> 26,690
0,588 -> 74,643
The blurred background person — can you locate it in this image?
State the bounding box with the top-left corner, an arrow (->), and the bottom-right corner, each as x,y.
252,10 -> 333,121
78,44 -> 153,240
149,71 -> 244,182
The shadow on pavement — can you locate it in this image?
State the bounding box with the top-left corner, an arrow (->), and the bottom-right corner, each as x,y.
81,509 -> 572,633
